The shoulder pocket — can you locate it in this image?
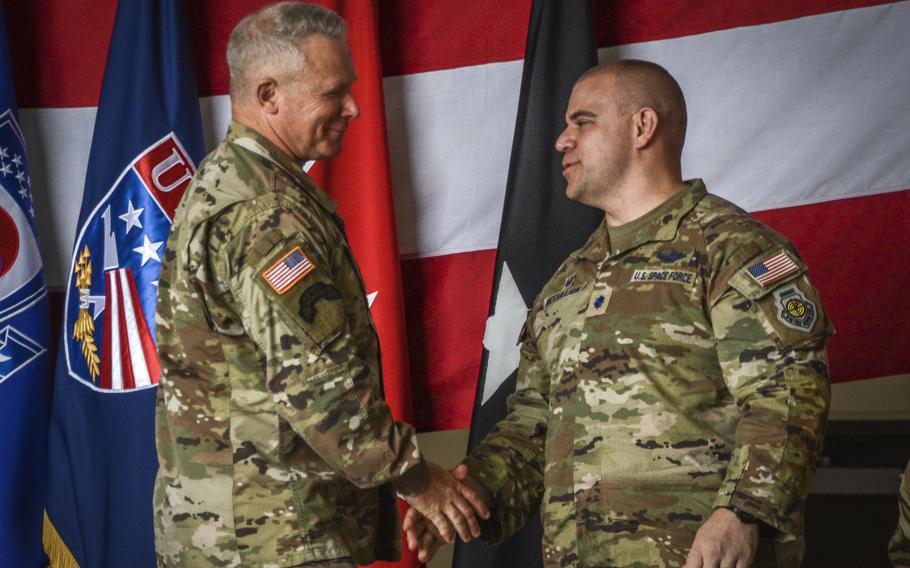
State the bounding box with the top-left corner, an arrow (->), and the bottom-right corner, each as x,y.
727,248 -> 806,301
250,233 -> 345,350
727,248 -> 833,349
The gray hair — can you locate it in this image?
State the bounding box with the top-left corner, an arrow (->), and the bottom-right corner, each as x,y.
227,2 -> 347,98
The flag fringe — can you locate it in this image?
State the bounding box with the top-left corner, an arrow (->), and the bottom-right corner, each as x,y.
43,511 -> 81,568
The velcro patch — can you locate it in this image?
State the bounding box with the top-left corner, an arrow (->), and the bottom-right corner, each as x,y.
630,269 -> 695,285
747,251 -> 798,287
262,246 -> 316,294
544,285 -> 583,307
772,285 -> 817,332
299,282 -> 342,323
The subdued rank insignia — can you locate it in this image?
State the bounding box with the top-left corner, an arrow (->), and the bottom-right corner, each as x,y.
773,285 -> 817,331
263,246 -> 315,294
747,250 -> 798,286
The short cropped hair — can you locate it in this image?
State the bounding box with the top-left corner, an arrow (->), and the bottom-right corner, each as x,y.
581,60 -> 688,158
227,2 -> 347,98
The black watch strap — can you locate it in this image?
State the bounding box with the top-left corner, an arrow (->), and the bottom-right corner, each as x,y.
722,505 -> 761,525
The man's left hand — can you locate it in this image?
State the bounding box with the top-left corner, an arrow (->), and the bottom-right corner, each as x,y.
683,507 -> 759,568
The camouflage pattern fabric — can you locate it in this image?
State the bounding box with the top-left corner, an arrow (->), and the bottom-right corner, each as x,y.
154,122 -> 428,567
890,459 -> 910,566
463,180 -> 833,567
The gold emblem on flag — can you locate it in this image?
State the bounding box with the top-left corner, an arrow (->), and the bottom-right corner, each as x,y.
73,245 -> 100,380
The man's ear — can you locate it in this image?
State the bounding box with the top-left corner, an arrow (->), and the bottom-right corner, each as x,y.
255,78 -> 280,114
632,107 -> 659,149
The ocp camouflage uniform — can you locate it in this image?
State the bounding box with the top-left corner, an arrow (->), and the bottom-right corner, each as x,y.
889,459 -> 910,566
463,180 -> 832,567
154,122 -> 428,567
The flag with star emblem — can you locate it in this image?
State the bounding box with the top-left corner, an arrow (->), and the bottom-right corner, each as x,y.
43,1 -> 203,566
454,1 -> 602,567
0,3 -> 53,566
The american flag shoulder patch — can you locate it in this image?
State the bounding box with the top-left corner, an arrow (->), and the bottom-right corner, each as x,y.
263,246 -> 316,294
746,250 -> 799,287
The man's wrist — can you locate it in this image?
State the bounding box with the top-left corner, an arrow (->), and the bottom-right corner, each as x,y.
720,505 -> 761,525
394,460 -> 430,498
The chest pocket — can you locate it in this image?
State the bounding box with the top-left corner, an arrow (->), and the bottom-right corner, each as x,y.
535,281 -> 590,375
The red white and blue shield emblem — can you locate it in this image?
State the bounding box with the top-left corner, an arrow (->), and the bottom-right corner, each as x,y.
0,109 -> 46,385
63,133 -> 193,392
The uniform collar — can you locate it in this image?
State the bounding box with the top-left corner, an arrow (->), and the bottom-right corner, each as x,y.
607,179 -> 707,256
575,179 -> 707,262
225,120 -> 339,214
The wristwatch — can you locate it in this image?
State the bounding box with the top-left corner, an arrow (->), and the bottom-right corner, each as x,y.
721,505 -> 761,525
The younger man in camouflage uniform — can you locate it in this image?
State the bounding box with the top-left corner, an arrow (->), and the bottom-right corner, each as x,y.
406,60 -> 832,567
154,4 -> 486,567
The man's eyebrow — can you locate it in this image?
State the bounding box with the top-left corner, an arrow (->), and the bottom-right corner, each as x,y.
569,110 -> 597,121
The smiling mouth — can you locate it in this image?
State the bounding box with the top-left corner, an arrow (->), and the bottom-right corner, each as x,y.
562,162 -> 579,175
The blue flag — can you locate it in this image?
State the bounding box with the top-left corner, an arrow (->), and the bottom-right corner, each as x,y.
43,1 -> 203,566
0,4 -> 53,567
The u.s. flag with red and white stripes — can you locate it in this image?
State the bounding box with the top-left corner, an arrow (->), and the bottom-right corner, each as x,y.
747,251 -> 800,287
100,267 -> 160,391
4,2 -> 910,565
263,247 -> 315,294
11,0 -> 910,432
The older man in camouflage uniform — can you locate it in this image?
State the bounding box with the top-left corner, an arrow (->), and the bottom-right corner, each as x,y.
153,4 -> 487,567
406,60 -> 832,567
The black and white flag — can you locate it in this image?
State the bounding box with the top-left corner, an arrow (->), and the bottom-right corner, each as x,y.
455,1 -> 601,566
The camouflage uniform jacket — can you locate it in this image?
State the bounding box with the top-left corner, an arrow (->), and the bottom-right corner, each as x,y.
889,459 -> 910,565
463,180 -> 833,567
154,122 -> 428,567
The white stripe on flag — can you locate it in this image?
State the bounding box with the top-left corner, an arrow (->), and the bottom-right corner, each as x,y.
21,3 -> 910,281
119,269 -> 151,388
108,271 -> 122,391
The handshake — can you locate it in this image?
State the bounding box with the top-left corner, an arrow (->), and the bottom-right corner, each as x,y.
402,462 -> 492,563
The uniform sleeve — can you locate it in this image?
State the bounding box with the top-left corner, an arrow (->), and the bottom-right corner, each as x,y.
709,249 -> 832,537
889,460 -> 910,565
461,313 -> 548,543
225,208 -> 428,495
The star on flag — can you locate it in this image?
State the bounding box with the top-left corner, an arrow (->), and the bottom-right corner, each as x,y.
132,235 -> 163,266
118,201 -> 143,234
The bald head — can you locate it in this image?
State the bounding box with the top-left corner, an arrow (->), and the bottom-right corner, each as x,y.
578,60 -> 687,159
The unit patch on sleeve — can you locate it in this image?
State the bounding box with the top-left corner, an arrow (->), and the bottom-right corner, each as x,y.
747,251 -> 798,287
299,282 -> 342,323
772,284 -> 817,331
262,246 -> 316,294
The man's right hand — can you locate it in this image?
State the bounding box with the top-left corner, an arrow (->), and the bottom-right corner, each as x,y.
403,507 -> 446,563
404,461 -> 491,544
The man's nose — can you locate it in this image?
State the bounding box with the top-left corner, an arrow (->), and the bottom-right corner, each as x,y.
555,127 -> 573,153
344,93 -> 360,120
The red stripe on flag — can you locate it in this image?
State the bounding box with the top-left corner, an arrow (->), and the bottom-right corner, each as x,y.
402,250 -> 496,432
754,188 -> 910,384
117,271 -> 136,391
124,268 -> 161,385
379,0 -> 895,76
4,0 -> 897,106
100,271 -> 114,390
306,0 -> 415,429
401,190 -> 910,431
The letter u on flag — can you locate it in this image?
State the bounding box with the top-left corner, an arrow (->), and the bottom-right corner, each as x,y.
43,1 -> 203,566
0,3 -> 53,567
